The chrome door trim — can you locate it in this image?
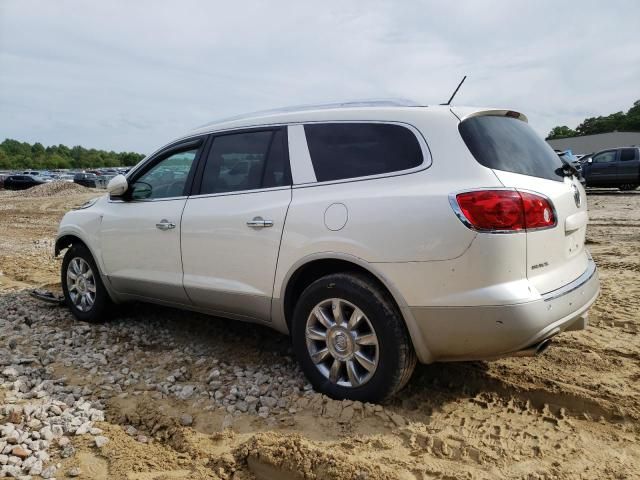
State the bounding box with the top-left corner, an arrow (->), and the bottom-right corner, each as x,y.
246,217 -> 274,228
108,195 -> 188,204
186,185 -> 291,200
155,220 -> 176,230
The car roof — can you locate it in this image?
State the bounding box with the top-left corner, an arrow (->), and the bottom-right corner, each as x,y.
188,101 -> 526,136
128,101 -> 521,176
189,99 -> 426,134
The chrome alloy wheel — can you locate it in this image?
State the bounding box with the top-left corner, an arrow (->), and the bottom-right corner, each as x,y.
66,257 -> 96,312
305,298 -> 379,388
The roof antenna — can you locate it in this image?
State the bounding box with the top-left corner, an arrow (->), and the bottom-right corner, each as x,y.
441,75 -> 467,106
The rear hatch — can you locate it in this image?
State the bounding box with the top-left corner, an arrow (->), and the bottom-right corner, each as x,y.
455,109 -> 589,295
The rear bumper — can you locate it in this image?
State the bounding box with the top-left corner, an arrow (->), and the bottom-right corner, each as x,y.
409,258 -> 599,362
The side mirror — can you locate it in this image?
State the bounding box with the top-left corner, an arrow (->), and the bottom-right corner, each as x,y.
107,174 -> 128,197
587,158 -> 593,163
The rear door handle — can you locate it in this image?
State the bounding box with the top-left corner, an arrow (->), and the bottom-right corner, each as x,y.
155,219 -> 176,230
247,216 -> 274,228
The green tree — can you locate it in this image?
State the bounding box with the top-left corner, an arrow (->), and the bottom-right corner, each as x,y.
623,100 -> 640,130
546,99 -> 640,140
0,149 -> 11,169
0,138 -> 145,170
547,126 -> 577,140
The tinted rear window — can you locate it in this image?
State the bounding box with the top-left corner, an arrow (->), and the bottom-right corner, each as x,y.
304,123 -> 423,182
620,148 -> 637,161
459,115 -> 564,182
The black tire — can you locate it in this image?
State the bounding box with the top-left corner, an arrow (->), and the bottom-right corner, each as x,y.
619,184 -> 639,191
61,243 -> 111,323
292,272 -> 416,402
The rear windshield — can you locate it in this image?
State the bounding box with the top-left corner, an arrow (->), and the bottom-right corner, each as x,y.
459,115 -> 564,182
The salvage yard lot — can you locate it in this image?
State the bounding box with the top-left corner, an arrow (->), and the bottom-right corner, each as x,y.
0,185 -> 639,479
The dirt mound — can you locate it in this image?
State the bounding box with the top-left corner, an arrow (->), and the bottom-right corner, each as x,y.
14,180 -> 97,197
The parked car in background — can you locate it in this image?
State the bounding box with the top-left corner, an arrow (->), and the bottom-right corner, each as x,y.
581,147 -> 640,190
4,174 -> 47,190
55,101 -> 599,401
50,174 -> 75,182
555,149 -> 585,184
73,173 -> 98,188
0,173 -> 9,189
578,153 -> 593,164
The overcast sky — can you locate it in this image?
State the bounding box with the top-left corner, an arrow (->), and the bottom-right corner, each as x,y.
1,0 -> 638,154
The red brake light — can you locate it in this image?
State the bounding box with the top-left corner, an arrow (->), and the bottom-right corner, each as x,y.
519,191 -> 555,229
453,190 -> 555,232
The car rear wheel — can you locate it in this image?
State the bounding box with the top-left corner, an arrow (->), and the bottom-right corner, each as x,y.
61,243 -> 111,323
292,272 -> 416,402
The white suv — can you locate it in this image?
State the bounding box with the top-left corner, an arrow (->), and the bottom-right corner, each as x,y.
55,101 -> 600,401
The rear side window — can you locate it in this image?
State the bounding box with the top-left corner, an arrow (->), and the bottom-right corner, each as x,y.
459,115 -> 564,182
620,148 -> 637,161
200,129 -> 290,194
304,123 -> 423,182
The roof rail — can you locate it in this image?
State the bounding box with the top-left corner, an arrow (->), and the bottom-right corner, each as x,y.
196,98 -> 423,129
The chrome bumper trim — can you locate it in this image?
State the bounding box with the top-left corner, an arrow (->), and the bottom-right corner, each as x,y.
542,258 -> 597,302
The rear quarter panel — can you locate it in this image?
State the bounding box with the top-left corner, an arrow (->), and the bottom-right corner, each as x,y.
273,109 -> 504,300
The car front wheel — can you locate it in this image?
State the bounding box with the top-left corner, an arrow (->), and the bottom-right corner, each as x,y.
61,243 -> 111,323
292,273 -> 416,402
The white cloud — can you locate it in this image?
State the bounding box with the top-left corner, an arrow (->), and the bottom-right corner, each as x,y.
1,0 -> 638,152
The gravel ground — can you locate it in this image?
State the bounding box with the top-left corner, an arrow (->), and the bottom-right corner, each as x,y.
0,188 -> 638,479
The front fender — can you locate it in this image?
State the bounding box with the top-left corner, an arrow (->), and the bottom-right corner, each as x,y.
55,208 -> 122,304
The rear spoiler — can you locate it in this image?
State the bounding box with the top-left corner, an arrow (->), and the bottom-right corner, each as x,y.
450,108 -> 528,123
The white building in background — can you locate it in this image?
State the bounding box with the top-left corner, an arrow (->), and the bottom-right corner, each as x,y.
547,131 -> 640,154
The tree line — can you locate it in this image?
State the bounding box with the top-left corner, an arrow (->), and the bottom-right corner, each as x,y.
547,99 -> 640,140
0,138 -> 145,170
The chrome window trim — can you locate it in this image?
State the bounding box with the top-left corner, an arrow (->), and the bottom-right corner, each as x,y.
148,124 -> 292,181
138,120 -> 431,190
125,134 -> 207,180
108,195 -> 188,204
447,187 -> 558,234
542,258 -> 597,302
186,184 -> 292,200
289,120 -> 432,187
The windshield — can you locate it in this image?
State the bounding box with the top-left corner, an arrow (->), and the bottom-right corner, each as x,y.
459,115 -> 564,182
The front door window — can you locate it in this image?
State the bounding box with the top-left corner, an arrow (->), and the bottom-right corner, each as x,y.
131,149 -> 197,200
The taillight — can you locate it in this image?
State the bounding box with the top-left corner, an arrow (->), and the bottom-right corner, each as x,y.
451,190 -> 555,232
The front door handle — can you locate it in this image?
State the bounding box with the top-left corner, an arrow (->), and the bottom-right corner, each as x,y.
247,216 -> 274,228
156,219 -> 176,231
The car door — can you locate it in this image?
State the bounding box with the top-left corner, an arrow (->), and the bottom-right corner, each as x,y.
586,150 -> 618,186
99,138 -> 205,304
181,127 -> 292,322
617,148 -> 640,184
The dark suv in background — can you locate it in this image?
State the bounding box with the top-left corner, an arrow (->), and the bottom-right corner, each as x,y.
73,172 -> 98,188
582,147 -> 640,190
3,175 -> 46,190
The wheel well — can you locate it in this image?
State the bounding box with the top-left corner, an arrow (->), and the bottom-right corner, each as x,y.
54,235 -> 87,257
283,258 -> 400,332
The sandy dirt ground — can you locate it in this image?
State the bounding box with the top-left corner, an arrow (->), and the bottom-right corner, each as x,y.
0,185 -> 638,479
